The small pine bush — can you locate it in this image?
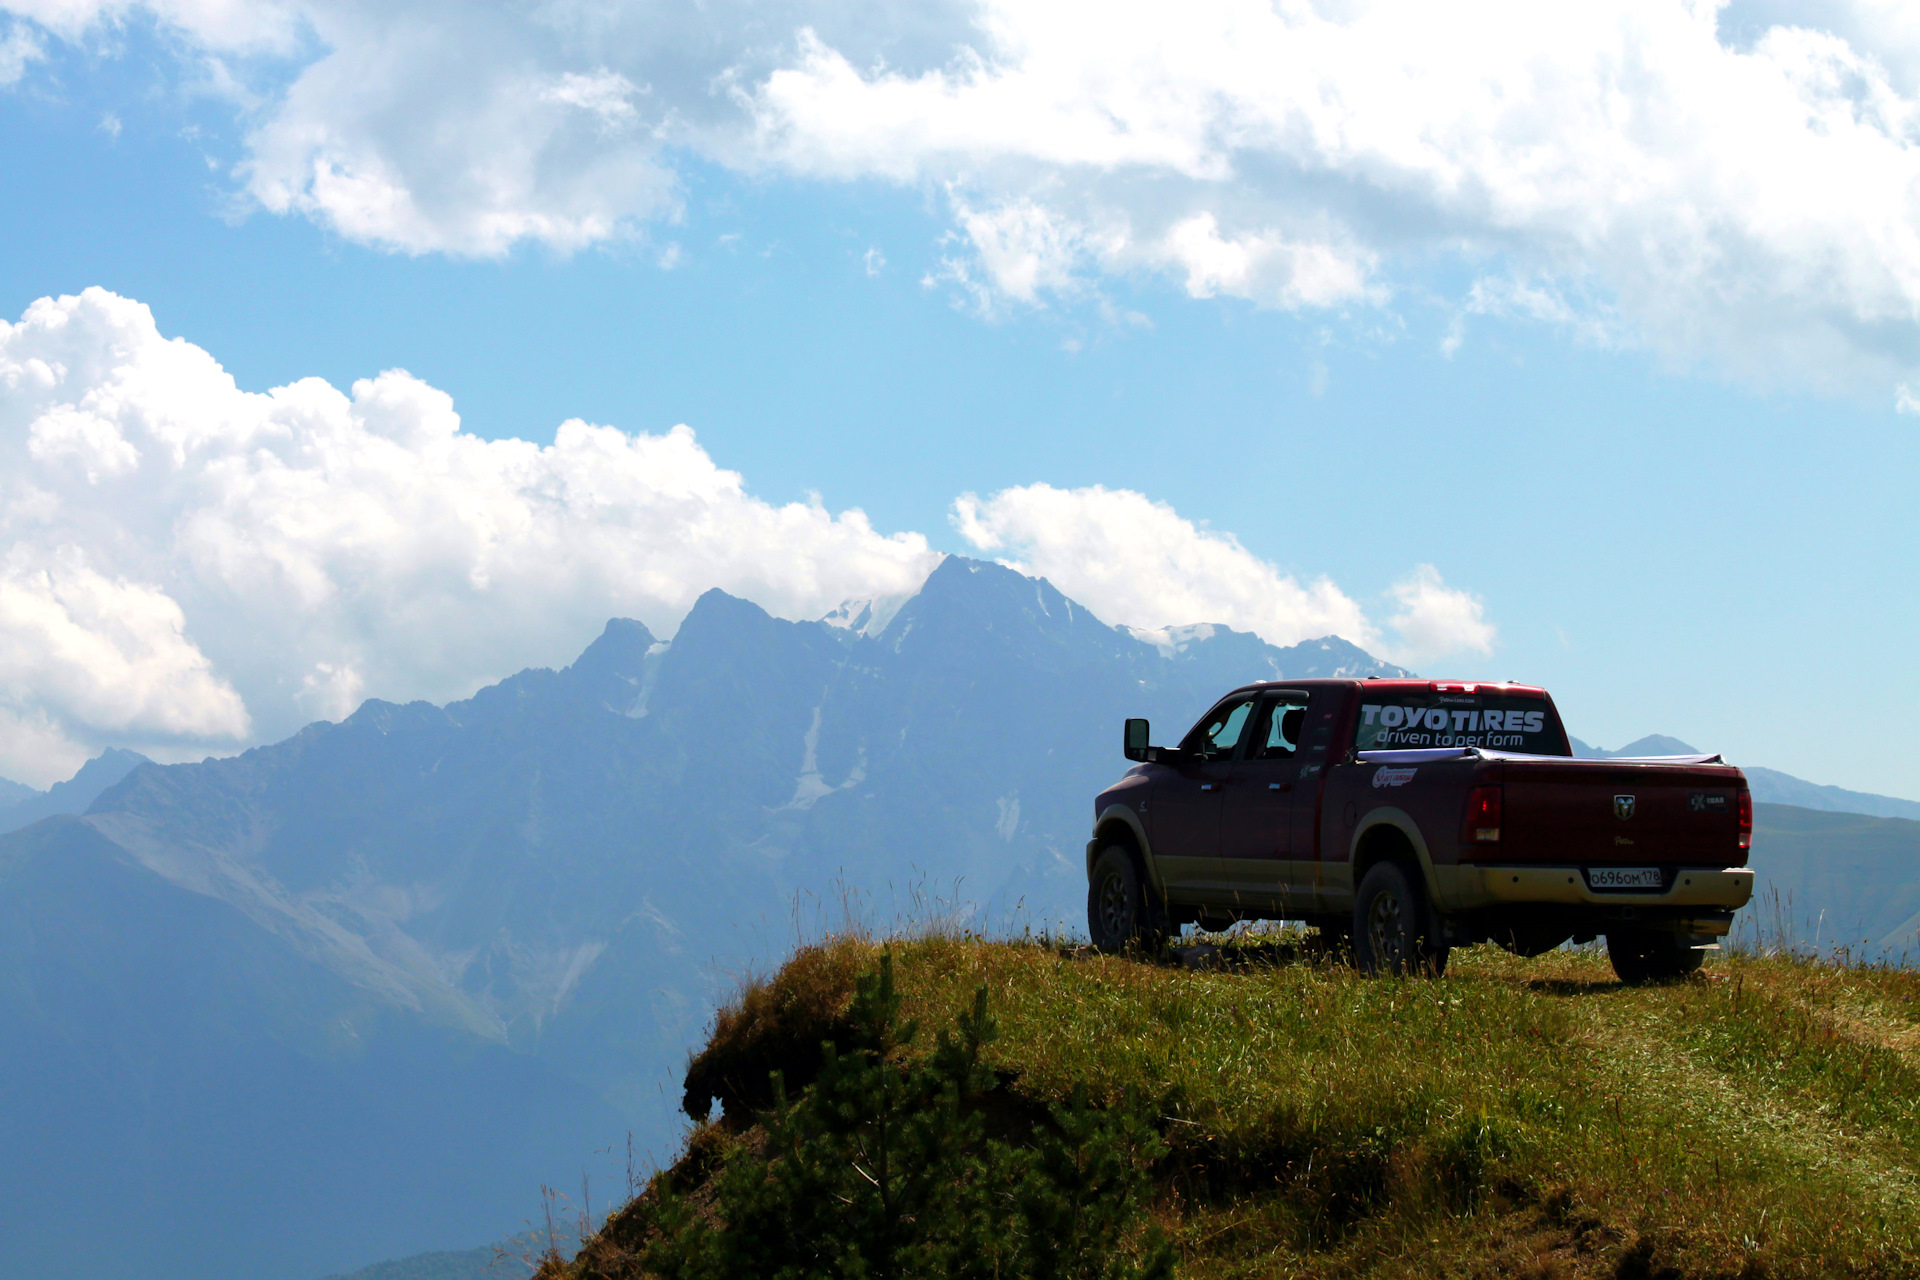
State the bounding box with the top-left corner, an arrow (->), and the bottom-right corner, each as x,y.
638,952 -> 1172,1280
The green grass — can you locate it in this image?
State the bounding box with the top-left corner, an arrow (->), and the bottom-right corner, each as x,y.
557,934 -> 1920,1279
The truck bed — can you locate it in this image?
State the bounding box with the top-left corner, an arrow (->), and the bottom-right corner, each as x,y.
1355,746 -> 1749,873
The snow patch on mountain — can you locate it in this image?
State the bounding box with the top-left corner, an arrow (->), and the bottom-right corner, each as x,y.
821,591 -> 916,639
1121,623 -> 1218,657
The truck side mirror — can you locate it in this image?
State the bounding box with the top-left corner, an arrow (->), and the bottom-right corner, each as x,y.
1123,718 -> 1151,762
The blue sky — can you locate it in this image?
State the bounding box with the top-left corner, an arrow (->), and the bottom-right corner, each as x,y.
0,0 -> 1916,798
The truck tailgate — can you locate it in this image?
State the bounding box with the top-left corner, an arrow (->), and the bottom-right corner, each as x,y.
1498,759 -> 1747,870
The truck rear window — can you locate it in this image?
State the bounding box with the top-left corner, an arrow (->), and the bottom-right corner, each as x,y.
1354,693 -> 1569,755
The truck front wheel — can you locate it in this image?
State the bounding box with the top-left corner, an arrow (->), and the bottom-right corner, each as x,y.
1607,930 -> 1706,984
1352,862 -> 1449,977
1087,846 -> 1166,954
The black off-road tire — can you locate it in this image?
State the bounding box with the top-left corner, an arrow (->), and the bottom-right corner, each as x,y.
1351,861 -> 1449,977
1607,930 -> 1706,984
1087,846 -> 1167,954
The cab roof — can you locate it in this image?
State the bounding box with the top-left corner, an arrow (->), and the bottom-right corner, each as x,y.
1222,678 -> 1550,698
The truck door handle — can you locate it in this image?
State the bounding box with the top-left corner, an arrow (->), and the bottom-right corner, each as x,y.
1269,782 -> 1291,791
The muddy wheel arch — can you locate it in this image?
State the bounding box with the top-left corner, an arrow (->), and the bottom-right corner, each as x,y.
1346,807 -> 1443,907
1089,804 -> 1161,894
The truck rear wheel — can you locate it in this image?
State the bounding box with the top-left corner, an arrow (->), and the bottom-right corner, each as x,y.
1352,861 -> 1448,977
1607,930 -> 1706,984
1087,846 -> 1166,954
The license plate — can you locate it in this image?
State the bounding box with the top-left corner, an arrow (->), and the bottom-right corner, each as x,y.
1588,866 -> 1663,890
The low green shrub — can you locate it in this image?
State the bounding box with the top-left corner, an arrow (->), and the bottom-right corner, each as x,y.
586,952 -> 1171,1280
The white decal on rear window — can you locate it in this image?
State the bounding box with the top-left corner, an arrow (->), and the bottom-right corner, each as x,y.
1357,702 -> 1552,751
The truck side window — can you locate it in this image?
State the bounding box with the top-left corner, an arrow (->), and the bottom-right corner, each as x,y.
1183,697 -> 1256,759
1249,696 -> 1309,760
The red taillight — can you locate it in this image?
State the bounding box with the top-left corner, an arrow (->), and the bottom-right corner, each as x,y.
1737,788 -> 1752,851
1461,784 -> 1502,844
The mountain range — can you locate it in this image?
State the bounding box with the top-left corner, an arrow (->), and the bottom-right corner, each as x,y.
0,557 -> 1412,1280
0,747 -> 150,835
2,555 -> 1913,1279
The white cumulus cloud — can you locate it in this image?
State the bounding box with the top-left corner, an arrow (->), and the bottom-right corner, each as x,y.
0,290 -> 1499,782
2,0 -> 303,53
950,482 -> 1494,665
0,544 -> 250,783
1383,564 -> 1497,669
752,1 -> 1920,390
0,288 -> 940,782
0,18 -> 41,85
6,2 -> 1920,391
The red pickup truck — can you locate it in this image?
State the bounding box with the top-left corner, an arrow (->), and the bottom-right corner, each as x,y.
1086,678 -> 1754,982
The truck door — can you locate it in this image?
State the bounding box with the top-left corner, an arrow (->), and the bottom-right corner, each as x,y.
1150,694 -> 1256,896
1219,691 -> 1313,913
1289,693 -> 1344,909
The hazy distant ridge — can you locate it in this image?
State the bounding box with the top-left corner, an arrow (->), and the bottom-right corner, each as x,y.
1572,734 -> 1920,821
0,747 -> 149,834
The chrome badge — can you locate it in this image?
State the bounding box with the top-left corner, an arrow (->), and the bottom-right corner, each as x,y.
1613,794 -> 1637,820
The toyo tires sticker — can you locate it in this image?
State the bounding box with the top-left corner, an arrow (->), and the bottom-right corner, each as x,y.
1372,766 -> 1417,788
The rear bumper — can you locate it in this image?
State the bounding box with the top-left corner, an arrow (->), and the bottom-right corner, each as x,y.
1469,864 -> 1753,910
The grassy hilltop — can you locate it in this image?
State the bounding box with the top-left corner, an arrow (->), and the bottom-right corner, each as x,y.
544,934 -> 1920,1280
